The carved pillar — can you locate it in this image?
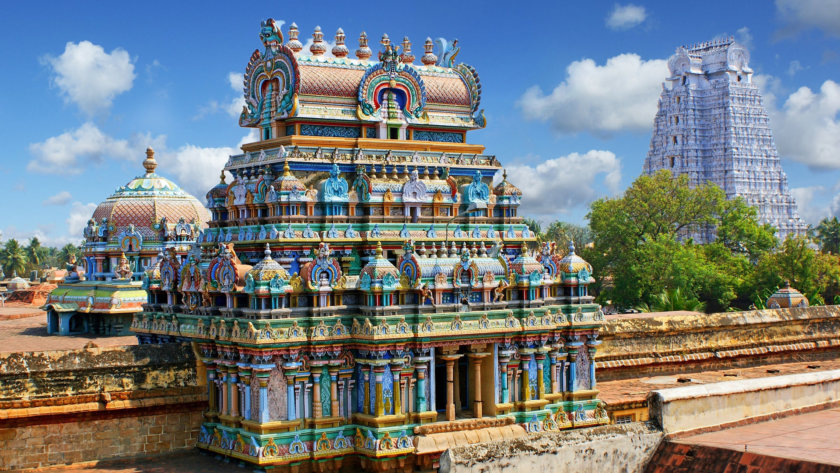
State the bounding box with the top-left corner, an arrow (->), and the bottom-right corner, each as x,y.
498,353 -> 511,404
363,365 -> 371,415
373,365 -> 385,417
519,350 -> 533,401
219,367 -> 229,415
587,335 -> 601,390
390,363 -> 403,415
414,358 -> 429,412
535,352 -> 546,400
568,352 -> 577,393
240,372 -> 252,420
329,366 -> 340,418
283,363 -> 299,421
206,365 -> 218,413
257,375 -> 270,423
549,351 -> 559,394
312,370 -> 323,418
468,352 -> 489,417
440,354 -> 462,422
229,371 -> 239,417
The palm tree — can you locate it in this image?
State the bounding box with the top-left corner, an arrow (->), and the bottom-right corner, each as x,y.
0,239 -> 28,277
815,217 -> 840,254
25,237 -> 42,273
58,243 -> 81,267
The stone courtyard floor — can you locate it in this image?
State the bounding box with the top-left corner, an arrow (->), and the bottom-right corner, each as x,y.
0,309 -> 137,353
675,406 -> 840,467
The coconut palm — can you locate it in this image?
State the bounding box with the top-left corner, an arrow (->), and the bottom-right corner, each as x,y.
25,237 -> 43,273
815,217 -> 840,254
0,239 -> 28,277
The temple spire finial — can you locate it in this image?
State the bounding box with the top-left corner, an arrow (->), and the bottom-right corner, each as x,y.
286,22 -> 303,53
421,37 -> 437,66
375,241 -> 384,258
143,147 -> 157,174
332,28 -> 349,58
400,36 -> 414,63
310,26 -> 326,56
219,170 -> 226,184
356,32 -> 371,60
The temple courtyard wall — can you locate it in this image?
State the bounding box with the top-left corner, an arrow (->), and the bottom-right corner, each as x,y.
0,343 -> 206,471
597,306 -> 840,380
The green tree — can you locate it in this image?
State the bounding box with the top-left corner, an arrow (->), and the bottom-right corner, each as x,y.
0,239 -> 28,277
587,170 -> 776,312
814,217 -> 840,254
58,243 -> 81,268
637,287 -> 706,312
544,221 -> 592,250
750,236 -> 840,305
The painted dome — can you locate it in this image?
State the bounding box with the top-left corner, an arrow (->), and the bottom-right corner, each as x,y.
273,162 -> 306,193
493,170 -> 522,197
89,148 -> 210,245
248,244 -> 290,282
558,241 -> 592,274
361,242 -> 399,281
766,281 -> 809,309
205,171 -> 229,206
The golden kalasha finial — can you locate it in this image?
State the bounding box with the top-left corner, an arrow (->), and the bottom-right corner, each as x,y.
219,170 -> 226,184
332,28 -> 349,58
421,37 -> 437,65
356,32 -> 372,60
310,26 -> 326,56
400,36 -> 414,63
375,241 -> 384,258
380,33 -> 390,49
143,147 -> 157,174
286,22 -> 303,53
283,160 -> 292,177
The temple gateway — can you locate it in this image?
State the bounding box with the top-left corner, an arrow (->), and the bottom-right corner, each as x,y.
132,19 -> 606,472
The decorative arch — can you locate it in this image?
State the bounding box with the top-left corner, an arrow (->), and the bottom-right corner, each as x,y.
357,63 -> 426,119
240,46 -> 300,127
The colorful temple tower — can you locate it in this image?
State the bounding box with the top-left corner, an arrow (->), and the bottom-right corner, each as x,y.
132,19 -> 606,471
43,149 -> 209,336
644,37 -> 806,242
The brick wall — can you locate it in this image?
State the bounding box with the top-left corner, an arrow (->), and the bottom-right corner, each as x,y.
0,406 -> 203,471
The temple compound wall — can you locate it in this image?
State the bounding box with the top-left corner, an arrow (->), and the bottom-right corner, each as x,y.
0,344 -> 206,471
597,306 -> 840,380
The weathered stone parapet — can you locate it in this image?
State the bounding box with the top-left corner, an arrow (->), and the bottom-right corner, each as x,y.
0,343 -> 206,471
597,307 -> 840,378
648,370 -> 840,435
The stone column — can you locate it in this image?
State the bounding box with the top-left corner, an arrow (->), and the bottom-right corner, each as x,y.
229,371 -> 239,417
206,365 -> 218,413
312,370 -> 323,418
240,373 -> 252,420
390,363 -> 403,415
535,352 -> 546,399
519,350 -> 534,401
440,354 -> 462,422
258,376 -> 270,423
329,367 -> 340,418
414,358 -> 430,412
373,365 -> 385,417
363,365 -> 371,415
498,354 -> 511,404
587,336 -> 601,390
468,352 -> 489,417
568,352 -> 577,393
549,351 -> 559,394
219,367 -> 229,415
283,363 -> 299,421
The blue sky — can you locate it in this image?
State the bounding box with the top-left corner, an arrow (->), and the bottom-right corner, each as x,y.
0,0 -> 838,246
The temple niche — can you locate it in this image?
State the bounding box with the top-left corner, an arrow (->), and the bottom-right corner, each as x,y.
644,37 -> 807,242
132,18 -> 605,472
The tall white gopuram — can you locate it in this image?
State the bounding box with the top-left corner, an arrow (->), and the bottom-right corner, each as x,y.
643,37 -> 806,242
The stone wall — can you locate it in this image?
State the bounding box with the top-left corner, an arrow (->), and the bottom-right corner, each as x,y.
648,370 -> 840,435
597,306 -> 840,380
0,343 -> 206,471
439,423 -> 663,473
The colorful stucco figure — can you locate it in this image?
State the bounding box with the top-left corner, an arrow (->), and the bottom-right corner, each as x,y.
133,19 -> 605,472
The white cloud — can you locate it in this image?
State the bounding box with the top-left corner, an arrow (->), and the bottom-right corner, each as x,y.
27,122 -> 163,173
518,54 -> 667,136
194,72 -> 245,120
787,60 -> 804,76
43,191 -> 72,206
605,4 -> 647,30
791,186 -> 830,224
767,80 -> 840,169
502,151 -> 622,219
42,41 -> 135,115
67,201 -> 98,241
736,27 -> 753,50
776,0 -> 840,36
